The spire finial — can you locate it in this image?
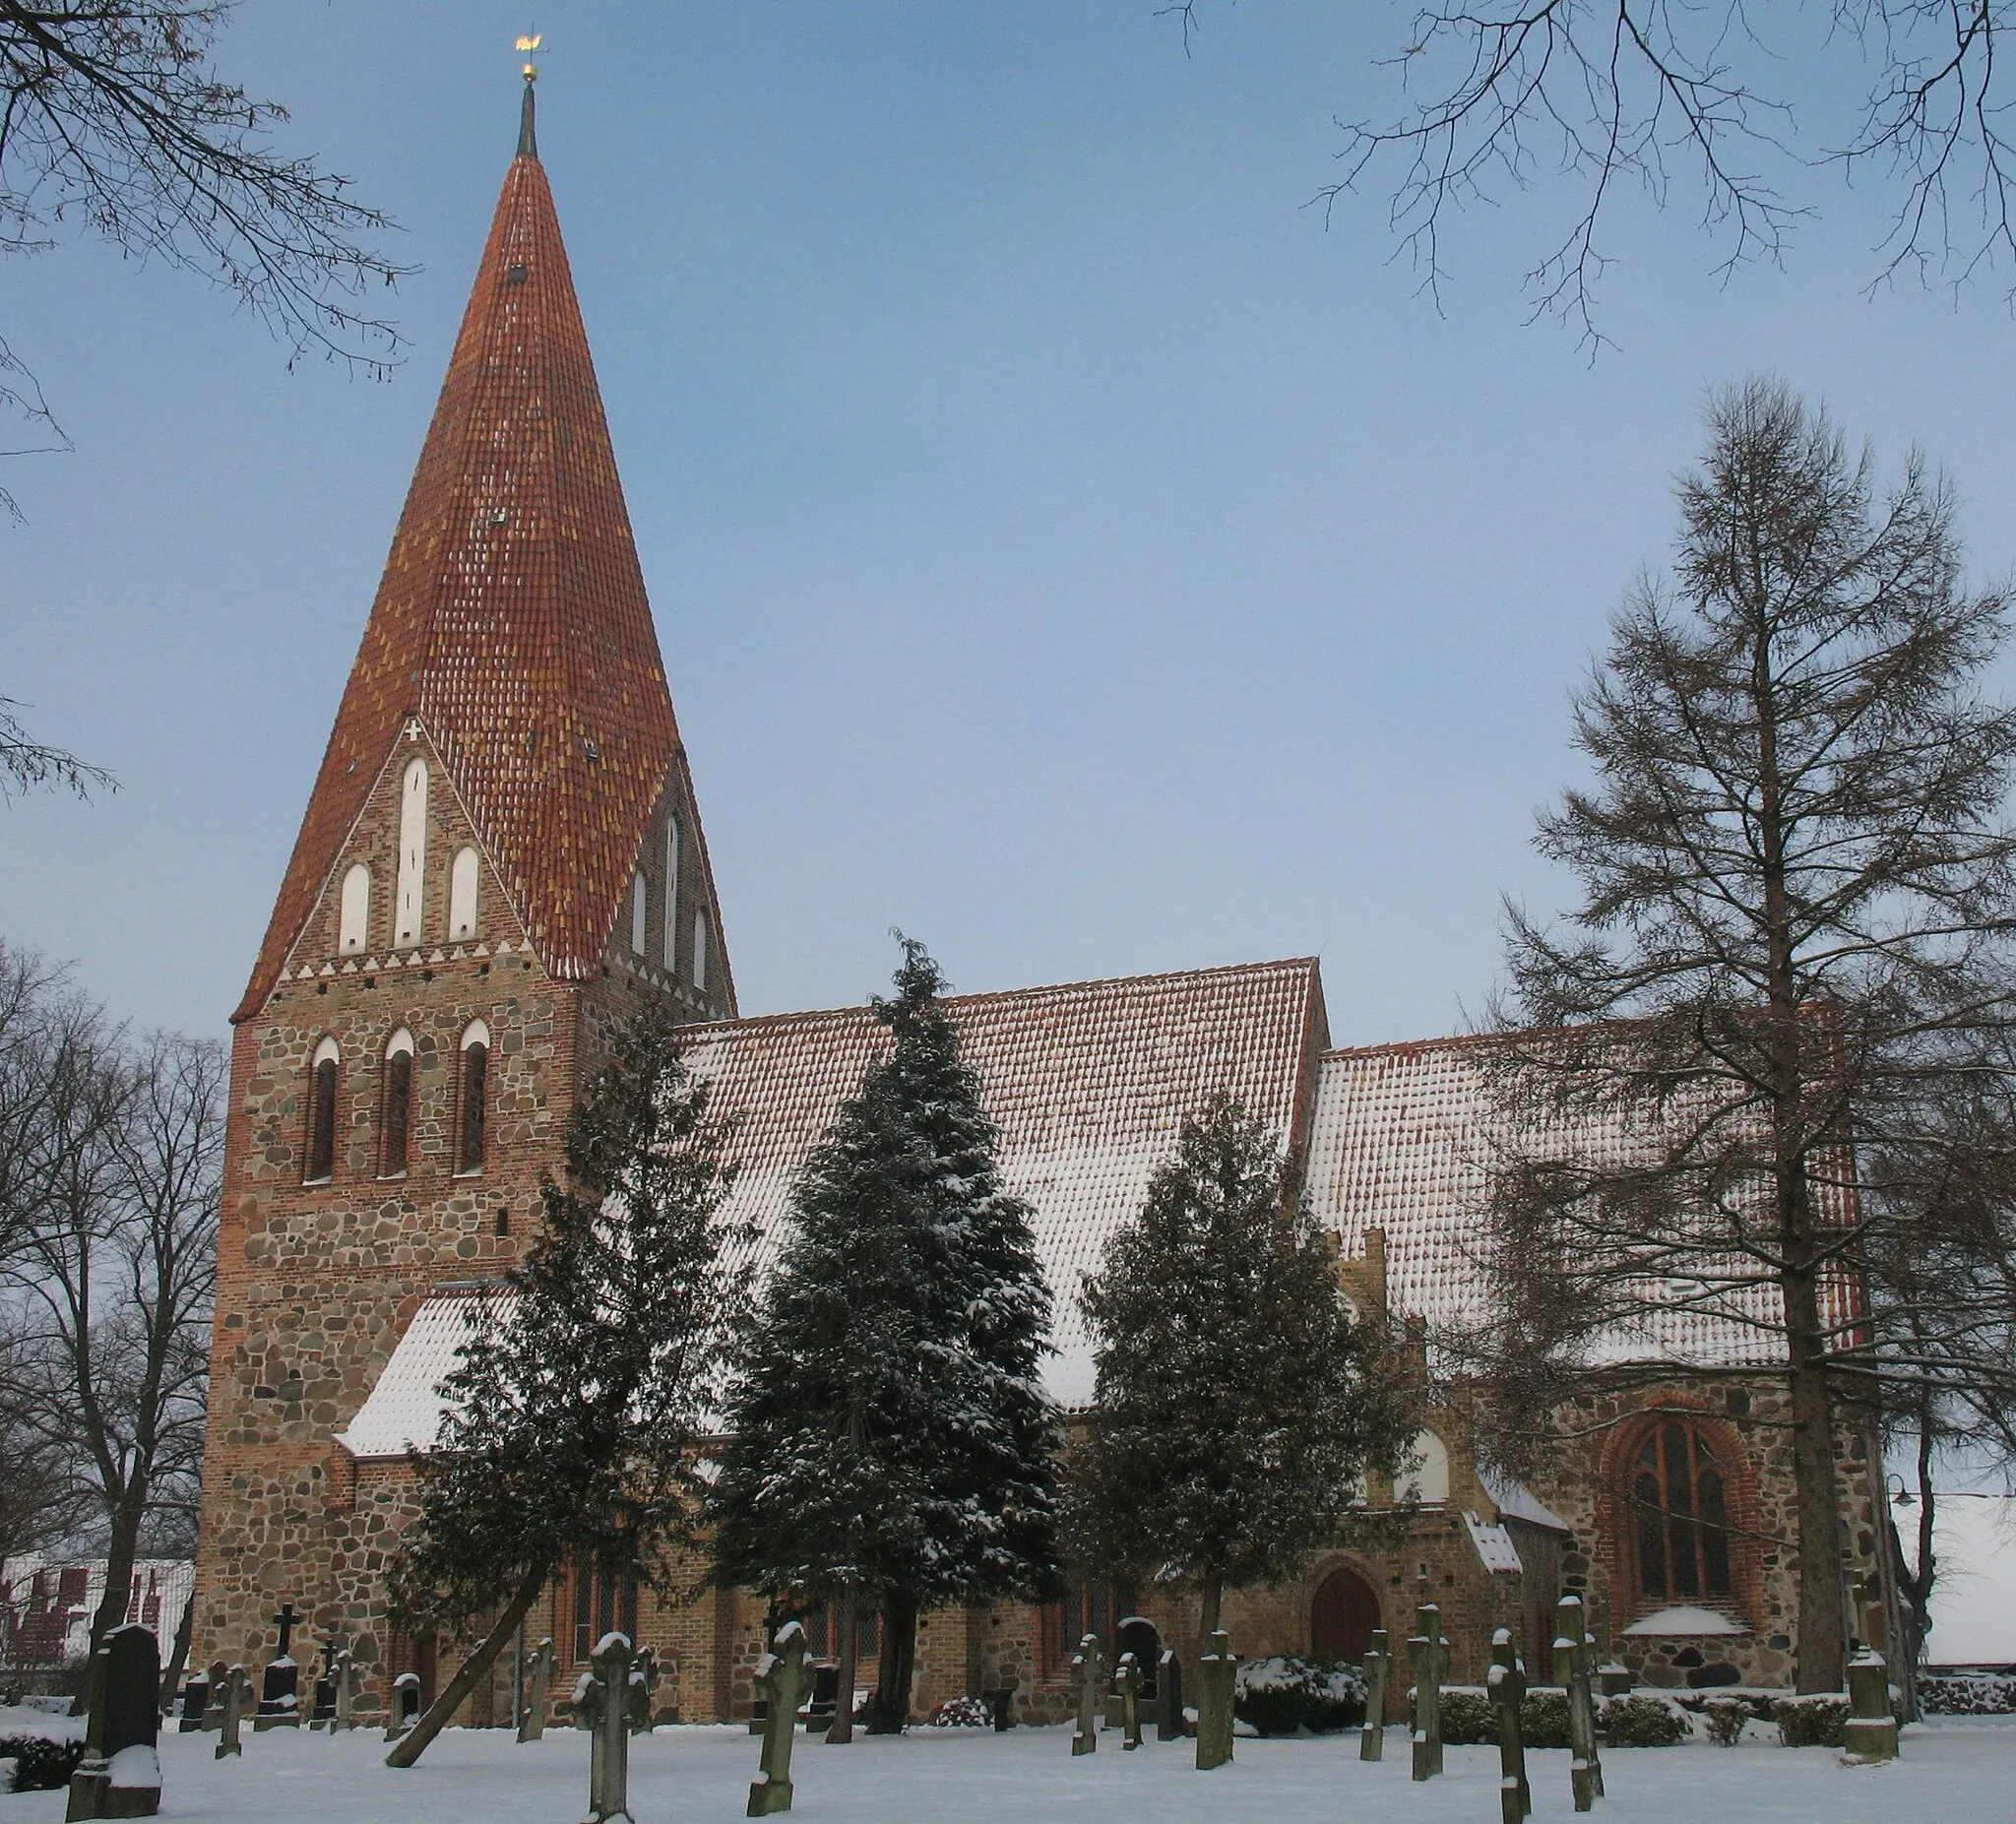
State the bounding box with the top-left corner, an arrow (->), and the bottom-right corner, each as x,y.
516,33 -> 541,159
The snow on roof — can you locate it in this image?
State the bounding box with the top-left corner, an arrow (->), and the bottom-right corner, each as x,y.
334,1289 -> 497,1460
1464,1511 -> 1524,1575
683,958 -> 1323,1399
1478,1462 -> 1571,1533
1304,1033 -> 1860,1368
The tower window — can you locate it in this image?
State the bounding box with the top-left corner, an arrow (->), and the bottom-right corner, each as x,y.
381,1029 -> 414,1177
692,909 -> 709,994
340,863 -> 371,954
662,821 -> 680,964
449,847 -> 479,941
458,1020 -> 491,1175
394,758 -> 429,947
305,1038 -> 340,1183
1629,1420 -> 1733,1604
630,870 -> 648,955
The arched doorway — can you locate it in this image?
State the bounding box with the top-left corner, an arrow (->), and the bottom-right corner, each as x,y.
1309,1564 -> 1382,1663
1117,1615 -> 1161,1698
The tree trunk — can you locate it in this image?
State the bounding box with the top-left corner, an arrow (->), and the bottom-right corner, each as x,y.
1196,1575 -> 1223,1663
386,1561 -> 549,1768
74,1491 -> 147,1711
826,1581 -> 858,1745
1781,1265 -> 1848,1692
158,1582 -> 195,1709
865,1591 -> 916,1734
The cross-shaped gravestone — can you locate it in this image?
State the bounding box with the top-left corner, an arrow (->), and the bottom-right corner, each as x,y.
216,1665 -> 250,1761
1552,1595 -> 1602,1811
1194,1629 -> 1237,1772
1070,1634 -> 1103,1757
255,1604 -> 302,1730
629,1646 -> 660,1735
1489,1627 -> 1532,1824
585,1631 -> 634,1824
1114,1651 -> 1144,1750
1155,1648 -> 1185,1742
202,1660 -> 229,1732
310,1641 -> 339,1729
1360,1626 -> 1393,1762
1409,1602 -> 1449,1782
747,1621 -> 811,1815
1843,1646 -> 1900,1764
333,1650 -> 361,1733
518,1636 -> 554,1743
273,1604 -> 298,1658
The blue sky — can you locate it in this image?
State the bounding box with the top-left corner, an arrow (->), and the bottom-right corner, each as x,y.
6,0 -> 2016,1059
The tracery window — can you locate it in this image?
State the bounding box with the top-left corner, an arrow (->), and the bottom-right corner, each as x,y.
305,1038 -> 340,1182
1630,1420 -> 1733,1603
381,1029 -> 414,1176
458,1020 -> 490,1175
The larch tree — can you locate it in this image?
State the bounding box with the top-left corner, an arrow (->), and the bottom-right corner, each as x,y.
1066,1094 -> 1410,1662
710,938 -> 1061,1739
386,1007 -> 741,1768
1470,377 -> 2016,1692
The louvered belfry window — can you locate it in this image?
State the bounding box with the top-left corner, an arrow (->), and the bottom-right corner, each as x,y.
1631,1421 -> 1732,1602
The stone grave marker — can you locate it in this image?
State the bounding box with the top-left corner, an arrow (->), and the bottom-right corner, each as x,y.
253,1603 -> 301,1730
1070,1634 -> 1103,1757
310,1641 -> 339,1729
747,1621 -> 811,1816
1360,1627 -> 1393,1762
200,1659 -> 229,1732
519,1636 -> 554,1742
628,1646 -> 660,1734
65,1623 -> 162,1820
1489,1627 -> 1532,1824
1591,1593 -> 1632,1697
580,1631 -> 634,1824
216,1665 -> 251,1761
176,1672 -> 209,1734
1409,1602 -> 1450,1782
1194,1629 -> 1237,1772
1552,1594 -> 1603,1811
1114,1651 -> 1144,1750
333,1650 -> 362,1733
384,1670 -> 421,1742
802,1664 -> 840,1734
1842,1647 -> 1900,1764
1155,1648 -> 1184,1742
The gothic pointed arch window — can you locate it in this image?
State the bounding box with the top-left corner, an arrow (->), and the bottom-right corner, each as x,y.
394,758 -> 429,946
631,870 -> 648,955
457,1020 -> 491,1175
305,1037 -> 340,1183
662,820 -> 680,964
381,1028 -> 414,1177
693,909 -> 709,994
449,847 -> 479,941
340,864 -> 371,954
1626,1418 -> 1735,1605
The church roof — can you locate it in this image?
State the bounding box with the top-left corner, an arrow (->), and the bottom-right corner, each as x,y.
236,99 -> 717,1019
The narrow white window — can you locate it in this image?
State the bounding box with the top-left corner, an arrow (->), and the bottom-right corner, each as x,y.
394,758 -> 429,946
449,846 -> 480,941
1397,1429 -> 1451,1505
631,870 -> 648,954
339,864 -> 371,954
692,908 -> 709,993
662,821 -> 680,964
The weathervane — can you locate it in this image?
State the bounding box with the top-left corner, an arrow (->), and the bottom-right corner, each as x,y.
515,32 -> 542,158
517,31 -> 542,83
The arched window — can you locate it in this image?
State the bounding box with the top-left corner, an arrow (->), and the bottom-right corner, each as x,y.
631,870 -> 648,955
340,864 -> 371,954
305,1038 -> 340,1183
381,1029 -> 414,1177
394,758 -> 429,946
662,821 -> 680,964
449,847 -> 479,941
692,909 -> 709,994
1396,1428 -> 1450,1505
1630,1420 -> 1733,1603
457,1020 -> 490,1175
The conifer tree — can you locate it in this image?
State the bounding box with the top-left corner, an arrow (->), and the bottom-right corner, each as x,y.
711,938 -> 1061,1737
1067,1095 -> 1409,1659
384,1007 -> 739,1767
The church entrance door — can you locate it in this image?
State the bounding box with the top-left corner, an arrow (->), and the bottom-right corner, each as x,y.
1309,1565 -> 1381,1663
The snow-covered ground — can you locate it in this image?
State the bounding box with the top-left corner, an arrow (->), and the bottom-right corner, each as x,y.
5,1716 -> 2013,1823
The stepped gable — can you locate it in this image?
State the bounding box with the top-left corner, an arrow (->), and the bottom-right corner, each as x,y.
1305,1030 -> 1862,1366
236,104 -> 714,1018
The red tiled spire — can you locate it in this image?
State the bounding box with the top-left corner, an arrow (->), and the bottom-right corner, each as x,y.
236,97 -> 724,1020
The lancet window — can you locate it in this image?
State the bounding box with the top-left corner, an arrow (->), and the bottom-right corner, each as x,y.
305,1037 -> 340,1183
340,864 -> 371,954
1629,1420 -> 1733,1604
458,1020 -> 490,1175
449,847 -> 479,941
381,1029 -> 414,1177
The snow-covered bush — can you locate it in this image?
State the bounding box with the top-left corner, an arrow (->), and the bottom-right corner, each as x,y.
926,1695 -> 992,1729
1435,1687 -> 1571,1748
1701,1696 -> 1749,1746
2,1734 -> 85,1793
1233,1656 -> 1366,1734
1920,1674 -> 2016,1716
1773,1694 -> 1848,1747
1599,1693 -> 1690,1745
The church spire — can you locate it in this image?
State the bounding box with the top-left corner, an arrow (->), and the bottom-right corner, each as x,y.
516,35 -> 539,159
237,85 -> 734,1020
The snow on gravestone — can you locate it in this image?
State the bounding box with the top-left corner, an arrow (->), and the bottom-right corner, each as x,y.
65,1623 -> 161,1820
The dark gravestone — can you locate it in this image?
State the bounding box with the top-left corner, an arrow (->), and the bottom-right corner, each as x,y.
310,1641 -> 339,1729
201,1660 -> 229,1732
1155,1649 -> 1184,1742
384,1670 -> 421,1742
66,1624 -> 162,1820
176,1674 -> 209,1733
801,1664 -> 839,1733
254,1604 -> 301,1730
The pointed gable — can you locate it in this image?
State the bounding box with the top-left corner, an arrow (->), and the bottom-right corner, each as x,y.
236,116 -> 728,1019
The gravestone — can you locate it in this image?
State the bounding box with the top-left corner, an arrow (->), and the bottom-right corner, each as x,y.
1194,1629 -> 1237,1772
629,1646 -> 661,1734
747,1621 -> 811,1816
1489,1627 -> 1532,1824
1360,1627 -> 1393,1761
578,1631 -> 634,1824
310,1642 -> 339,1729
1843,1648 -> 1900,1764
802,1665 -> 839,1734
384,1670 -> 421,1742
1591,1593 -> 1632,1697
176,1673 -> 209,1734
1552,1595 -> 1603,1812
519,1636 -> 554,1742
1155,1648 -> 1184,1742
1070,1634 -> 1103,1757
332,1650 -> 362,1733
1114,1651 -> 1144,1750
200,1659 -> 229,1732
254,1603 -> 301,1730
216,1665 -> 251,1761
1409,1602 -> 1449,1782
65,1623 -> 161,1820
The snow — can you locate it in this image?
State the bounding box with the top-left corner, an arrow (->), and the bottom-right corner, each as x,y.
1477,1463 -> 1571,1533
334,1290 -> 498,1459
106,1744 -> 160,1790
1623,1605 -> 1748,1637
1464,1511 -> 1524,1575
0,1715 -> 2009,1823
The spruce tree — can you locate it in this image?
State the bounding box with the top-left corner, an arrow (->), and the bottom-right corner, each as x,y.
1067,1094 -> 1409,1659
384,1007 -> 739,1767
711,938 -> 1061,1736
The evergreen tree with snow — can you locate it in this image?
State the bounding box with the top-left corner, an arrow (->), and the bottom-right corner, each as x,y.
710,937 -> 1061,1736
1067,1095 -> 1410,1659
384,1007 -> 740,1768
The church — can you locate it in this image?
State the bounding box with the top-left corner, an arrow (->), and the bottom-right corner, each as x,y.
189,84 -> 1895,1728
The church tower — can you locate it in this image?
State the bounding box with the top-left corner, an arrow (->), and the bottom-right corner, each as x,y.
190,79 -> 735,1698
